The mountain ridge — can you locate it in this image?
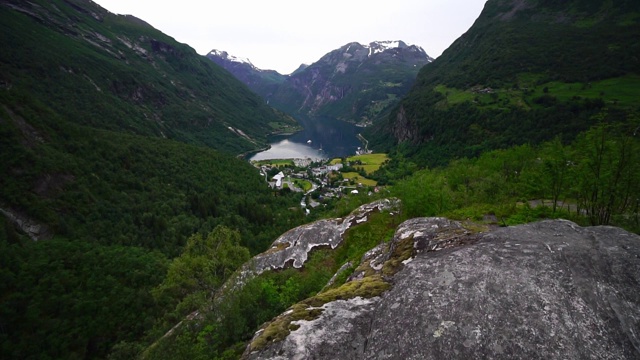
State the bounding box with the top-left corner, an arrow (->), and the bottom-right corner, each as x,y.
207,40 -> 433,125
1,0 -> 298,154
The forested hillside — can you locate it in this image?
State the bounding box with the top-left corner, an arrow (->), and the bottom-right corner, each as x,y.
367,0 -> 640,167
0,0 -> 298,154
0,0 -> 305,358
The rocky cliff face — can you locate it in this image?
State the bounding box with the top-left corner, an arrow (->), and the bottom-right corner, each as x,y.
244,217 -> 640,359
390,105 -> 421,144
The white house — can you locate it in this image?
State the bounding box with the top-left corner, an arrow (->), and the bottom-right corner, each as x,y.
272,171 -> 285,188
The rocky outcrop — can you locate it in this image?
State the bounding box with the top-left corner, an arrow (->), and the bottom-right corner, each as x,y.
228,198 -> 400,290
0,206 -> 51,241
390,105 -> 421,144
244,218 -> 640,359
149,198 -> 401,350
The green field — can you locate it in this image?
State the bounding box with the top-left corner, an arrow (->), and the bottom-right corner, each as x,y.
533,75 -> 640,107
292,178 -> 313,192
348,153 -> 389,174
331,153 -> 389,174
434,74 -> 640,110
253,159 -> 295,167
341,172 -> 378,186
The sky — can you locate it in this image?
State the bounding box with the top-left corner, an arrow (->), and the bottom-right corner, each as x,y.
92,0 -> 487,75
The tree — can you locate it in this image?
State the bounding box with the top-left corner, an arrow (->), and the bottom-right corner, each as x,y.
572,120 -> 639,225
153,226 -> 250,315
540,137 -> 570,212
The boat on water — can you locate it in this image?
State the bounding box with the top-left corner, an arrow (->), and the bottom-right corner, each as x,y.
307,139 -> 312,144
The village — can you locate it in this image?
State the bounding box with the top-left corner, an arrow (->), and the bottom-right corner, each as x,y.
252,153 -> 388,214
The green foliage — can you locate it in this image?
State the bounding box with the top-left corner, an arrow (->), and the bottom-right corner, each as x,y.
0,4 -> 309,356
0,112 -> 306,358
571,119 -> 640,225
388,123 -> 640,233
142,209 -> 399,359
417,2 -> 640,90
0,113 -> 305,256
333,211 -> 398,271
391,169 -> 452,218
0,234 -> 169,360
153,227 -> 250,319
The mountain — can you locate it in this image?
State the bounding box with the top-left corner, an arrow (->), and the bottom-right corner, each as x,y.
206,50 -> 287,104
0,0 -> 298,155
207,41 -> 433,125
367,0 -> 640,166
0,1 -> 306,358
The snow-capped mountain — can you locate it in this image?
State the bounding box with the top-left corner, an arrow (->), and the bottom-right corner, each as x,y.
206,49 -> 286,96
207,49 -> 254,67
206,41 -> 433,125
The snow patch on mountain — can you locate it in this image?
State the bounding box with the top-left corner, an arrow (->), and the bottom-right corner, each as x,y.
362,40 -> 428,57
208,49 -> 254,66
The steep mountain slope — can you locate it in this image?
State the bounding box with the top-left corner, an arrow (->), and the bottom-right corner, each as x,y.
0,1 -> 306,358
206,50 -> 287,104
367,0 -> 640,166
0,0 -> 298,154
208,41 -> 433,125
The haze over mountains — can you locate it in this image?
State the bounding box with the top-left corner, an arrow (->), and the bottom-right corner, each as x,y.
207,41 -> 433,125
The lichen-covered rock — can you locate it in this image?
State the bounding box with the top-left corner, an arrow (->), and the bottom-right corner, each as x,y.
229,198 -> 400,290
245,218 -> 640,359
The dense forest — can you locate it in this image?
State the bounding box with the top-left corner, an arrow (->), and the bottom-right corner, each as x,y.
0,0 -> 305,358
0,0 -> 298,155
0,110 -> 306,359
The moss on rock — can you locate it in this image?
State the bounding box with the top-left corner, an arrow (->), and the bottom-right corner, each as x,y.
382,234 -> 415,276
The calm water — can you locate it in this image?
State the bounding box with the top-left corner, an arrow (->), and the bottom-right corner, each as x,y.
249,116 -> 363,161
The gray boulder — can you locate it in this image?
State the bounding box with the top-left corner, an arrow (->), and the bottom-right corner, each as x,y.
245,218 -> 640,359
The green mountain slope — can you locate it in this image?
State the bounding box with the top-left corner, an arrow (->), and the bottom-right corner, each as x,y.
367,0 -> 640,166
205,50 -> 288,108
0,1 -> 306,358
0,0 -> 297,154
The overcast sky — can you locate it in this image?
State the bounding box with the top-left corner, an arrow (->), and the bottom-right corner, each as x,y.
92,0 -> 487,74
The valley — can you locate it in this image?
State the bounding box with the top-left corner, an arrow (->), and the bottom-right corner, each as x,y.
1,0 -> 639,359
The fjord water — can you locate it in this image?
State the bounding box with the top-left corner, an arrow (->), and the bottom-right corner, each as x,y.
249,116 -> 363,161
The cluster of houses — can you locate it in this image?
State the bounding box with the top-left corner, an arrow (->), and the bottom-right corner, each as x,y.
311,163 -> 343,177
256,159 -> 378,211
